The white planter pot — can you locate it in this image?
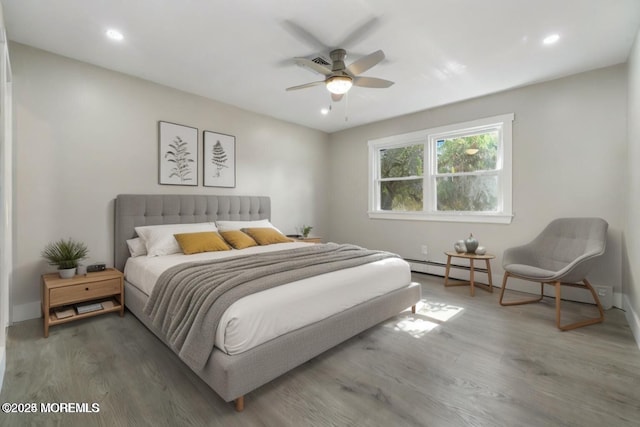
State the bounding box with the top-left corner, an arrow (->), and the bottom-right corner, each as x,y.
58,268 -> 77,279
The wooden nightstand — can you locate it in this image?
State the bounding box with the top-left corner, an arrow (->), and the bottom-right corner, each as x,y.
41,268 -> 124,337
292,237 -> 322,244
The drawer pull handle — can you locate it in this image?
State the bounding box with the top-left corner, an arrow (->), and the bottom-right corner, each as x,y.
85,287 -> 89,291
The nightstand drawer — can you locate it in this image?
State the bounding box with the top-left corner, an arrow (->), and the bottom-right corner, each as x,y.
50,278 -> 121,306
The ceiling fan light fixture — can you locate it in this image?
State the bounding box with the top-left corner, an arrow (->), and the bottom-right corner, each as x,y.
326,75 -> 353,95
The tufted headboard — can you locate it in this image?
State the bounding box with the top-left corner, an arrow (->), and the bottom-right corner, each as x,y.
114,194 -> 271,271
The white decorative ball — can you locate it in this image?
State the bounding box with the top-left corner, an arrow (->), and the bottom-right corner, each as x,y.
475,246 -> 487,255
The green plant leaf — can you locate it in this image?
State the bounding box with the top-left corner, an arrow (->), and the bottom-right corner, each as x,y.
41,238 -> 89,269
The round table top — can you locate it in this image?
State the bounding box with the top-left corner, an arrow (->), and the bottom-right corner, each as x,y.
444,251 -> 495,260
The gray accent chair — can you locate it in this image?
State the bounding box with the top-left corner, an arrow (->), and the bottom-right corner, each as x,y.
499,217 -> 608,331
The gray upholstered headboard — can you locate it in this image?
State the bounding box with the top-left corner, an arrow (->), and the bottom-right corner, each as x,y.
114,194 -> 271,271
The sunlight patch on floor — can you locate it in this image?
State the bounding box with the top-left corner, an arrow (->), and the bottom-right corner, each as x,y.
393,317 -> 439,338
391,299 -> 465,338
418,299 -> 465,322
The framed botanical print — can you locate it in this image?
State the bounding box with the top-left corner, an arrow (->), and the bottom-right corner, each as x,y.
203,130 -> 236,188
158,121 -> 198,186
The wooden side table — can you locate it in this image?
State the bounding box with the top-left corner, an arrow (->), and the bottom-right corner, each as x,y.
41,268 -> 124,337
444,251 -> 495,296
291,237 -> 322,244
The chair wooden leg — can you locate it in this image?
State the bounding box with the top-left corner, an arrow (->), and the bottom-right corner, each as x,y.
555,279 -> 605,331
499,272 -> 544,306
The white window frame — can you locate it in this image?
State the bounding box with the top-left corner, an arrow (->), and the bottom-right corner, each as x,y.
368,113 -> 514,224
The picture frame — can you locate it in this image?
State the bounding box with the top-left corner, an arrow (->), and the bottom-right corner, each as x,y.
158,121 -> 198,186
203,130 -> 236,188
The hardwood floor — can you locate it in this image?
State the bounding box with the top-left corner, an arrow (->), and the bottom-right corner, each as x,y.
2,273 -> 639,426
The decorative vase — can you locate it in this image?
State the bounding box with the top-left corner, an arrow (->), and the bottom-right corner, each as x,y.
58,267 -> 77,279
465,234 -> 479,254
475,246 -> 487,255
454,240 -> 466,253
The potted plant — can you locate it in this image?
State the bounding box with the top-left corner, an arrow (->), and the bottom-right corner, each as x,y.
300,225 -> 313,239
41,238 -> 89,278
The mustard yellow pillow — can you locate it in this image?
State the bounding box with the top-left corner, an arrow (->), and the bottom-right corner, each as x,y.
173,231 -> 230,254
242,228 -> 293,245
219,230 -> 258,250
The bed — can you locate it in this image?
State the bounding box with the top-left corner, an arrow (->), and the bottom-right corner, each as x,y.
114,194 -> 421,411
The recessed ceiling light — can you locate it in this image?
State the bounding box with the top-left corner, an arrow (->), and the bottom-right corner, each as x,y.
320,108 -> 330,115
543,34 -> 560,45
106,29 -> 124,41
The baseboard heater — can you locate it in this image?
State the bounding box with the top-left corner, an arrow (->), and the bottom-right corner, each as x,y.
404,258 -> 613,309
404,258 -> 490,275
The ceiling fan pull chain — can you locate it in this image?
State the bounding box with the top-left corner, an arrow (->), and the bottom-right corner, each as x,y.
344,92 -> 349,122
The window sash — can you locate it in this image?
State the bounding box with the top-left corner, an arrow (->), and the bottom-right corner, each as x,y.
432,126 -> 503,175
432,173 -> 500,213
379,144 -> 424,179
379,175 -> 422,182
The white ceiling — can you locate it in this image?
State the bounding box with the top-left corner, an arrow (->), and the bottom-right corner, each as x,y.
2,0 -> 640,133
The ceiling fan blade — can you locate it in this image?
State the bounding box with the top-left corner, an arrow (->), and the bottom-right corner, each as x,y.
347,50 -> 385,76
353,76 -> 394,88
337,17 -> 380,50
281,20 -> 328,52
294,57 -> 332,76
286,81 -> 325,91
331,93 -> 344,102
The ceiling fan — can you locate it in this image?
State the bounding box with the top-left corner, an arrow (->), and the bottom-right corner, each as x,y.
286,48 -> 394,102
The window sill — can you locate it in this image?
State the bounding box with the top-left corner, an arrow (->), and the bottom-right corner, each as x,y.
368,211 -> 513,224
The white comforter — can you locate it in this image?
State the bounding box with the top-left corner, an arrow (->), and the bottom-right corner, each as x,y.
124,242 -> 412,355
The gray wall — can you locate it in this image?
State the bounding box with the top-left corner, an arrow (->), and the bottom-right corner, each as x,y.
328,65 -> 627,304
10,42 -> 330,321
624,30 -> 640,343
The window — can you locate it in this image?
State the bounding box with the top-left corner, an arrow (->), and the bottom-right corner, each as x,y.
368,114 -> 513,223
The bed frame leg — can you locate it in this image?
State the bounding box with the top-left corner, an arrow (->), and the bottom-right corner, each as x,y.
411,305 -> 416,314
234,396 -> 245,412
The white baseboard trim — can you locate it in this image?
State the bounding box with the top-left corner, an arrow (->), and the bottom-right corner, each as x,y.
623,295 -> 640,351
11,301 -> 41,323
0,345 -> 5,393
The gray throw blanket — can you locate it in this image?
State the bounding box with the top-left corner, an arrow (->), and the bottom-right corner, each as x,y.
144,243 -> 399,371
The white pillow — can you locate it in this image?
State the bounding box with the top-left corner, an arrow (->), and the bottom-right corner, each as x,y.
215,219 -> 280,232
126,237 -> 147,257
135,223 -> 218,257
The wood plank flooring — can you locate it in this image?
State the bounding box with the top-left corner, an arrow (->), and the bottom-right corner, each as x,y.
1,273 -> 639,426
